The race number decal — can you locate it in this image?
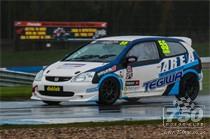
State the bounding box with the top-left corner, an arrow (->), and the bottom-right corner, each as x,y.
158,40 -> 171,54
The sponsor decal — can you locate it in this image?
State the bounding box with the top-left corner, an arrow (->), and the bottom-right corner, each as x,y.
125,80 -> 140,86
126,65 -> 133,79
111,65 -> 117,71
93,40 -> 129,46
86,87 -> 98,93
143,71 -> 183,91
45,86 -> 62,92
119,70 -> 124,78
92,40 -> 129,46
97,65 -> 117,76
124,86 -> 140,91
160,53 -> 195,73
57,63 -> 85,69
144,53 -> 195,92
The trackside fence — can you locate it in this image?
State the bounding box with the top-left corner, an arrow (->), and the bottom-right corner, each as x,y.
0,69 -> 35,86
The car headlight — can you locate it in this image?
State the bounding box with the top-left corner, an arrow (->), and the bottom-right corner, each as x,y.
34,70 -> 44,81
72,72 -> 95,82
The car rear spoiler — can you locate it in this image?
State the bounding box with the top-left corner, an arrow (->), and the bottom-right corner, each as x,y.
169,37 -> 192,46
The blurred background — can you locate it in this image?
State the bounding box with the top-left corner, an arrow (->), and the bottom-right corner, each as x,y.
1,0 -> 209,67
1,1 -> 210,136
0,0 -> 209,99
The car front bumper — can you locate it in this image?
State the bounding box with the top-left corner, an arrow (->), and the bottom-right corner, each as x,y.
31,80 -> 99,102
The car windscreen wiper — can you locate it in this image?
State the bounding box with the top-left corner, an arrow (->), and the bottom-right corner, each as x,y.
65,55 -> 100,61
99,54 -> 116,59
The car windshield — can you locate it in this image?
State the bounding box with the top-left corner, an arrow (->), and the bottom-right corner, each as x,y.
63,40 -> 129,62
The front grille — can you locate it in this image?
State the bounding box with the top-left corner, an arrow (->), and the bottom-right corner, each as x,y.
39,91 -> 74,97
46,76 -> 72,82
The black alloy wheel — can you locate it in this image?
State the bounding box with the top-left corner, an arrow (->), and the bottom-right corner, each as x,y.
98,77 -> 120,105
176,74 -> 199,101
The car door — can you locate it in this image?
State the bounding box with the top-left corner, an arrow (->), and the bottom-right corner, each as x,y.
122,41 -> 165,97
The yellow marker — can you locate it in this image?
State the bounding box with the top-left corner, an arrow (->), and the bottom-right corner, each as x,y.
119,41 -> 128,46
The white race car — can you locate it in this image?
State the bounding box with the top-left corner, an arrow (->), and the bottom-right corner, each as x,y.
31,36 -> 203,105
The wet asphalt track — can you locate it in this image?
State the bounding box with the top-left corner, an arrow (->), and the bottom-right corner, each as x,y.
0,95 -> 210,125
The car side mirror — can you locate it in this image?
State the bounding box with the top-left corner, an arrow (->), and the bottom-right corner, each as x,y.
124,56 -> 137,65
127,56 -> 137,63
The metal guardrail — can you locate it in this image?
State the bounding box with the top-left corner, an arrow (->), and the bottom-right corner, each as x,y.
0,57 -> 209,87
201,57 -> 210,69
201,57 -> 210,63
0,69 -> 35,86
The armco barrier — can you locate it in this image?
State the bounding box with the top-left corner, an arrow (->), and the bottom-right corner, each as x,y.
201,57 -> 210,63
0,57 -> 209,87
0,69 -> 35,86
201,57 -> 210,69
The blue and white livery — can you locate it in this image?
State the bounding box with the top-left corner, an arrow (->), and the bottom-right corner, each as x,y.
31,36 -> 203,105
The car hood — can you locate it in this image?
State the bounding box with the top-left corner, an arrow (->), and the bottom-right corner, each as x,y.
43,61 -> 107,77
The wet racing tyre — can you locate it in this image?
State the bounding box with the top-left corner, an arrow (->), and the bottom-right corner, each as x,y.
98,77 -> 120,105
176,74 -> 199,101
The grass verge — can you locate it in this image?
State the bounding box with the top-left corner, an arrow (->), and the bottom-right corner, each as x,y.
0,86 -> 31,100
1,49 -> 71,67
201,69 -> 210,95
192,43 -> 210,57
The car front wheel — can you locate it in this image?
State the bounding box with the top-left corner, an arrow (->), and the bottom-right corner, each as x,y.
98,77 -> 120,105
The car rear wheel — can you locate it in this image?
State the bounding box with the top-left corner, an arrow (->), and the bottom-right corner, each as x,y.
43,101 -> 61,105
98,77 -> 120,105
176,74 -> 199,101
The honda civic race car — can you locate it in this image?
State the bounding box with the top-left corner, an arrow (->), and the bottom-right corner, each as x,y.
31,36 -> 203,105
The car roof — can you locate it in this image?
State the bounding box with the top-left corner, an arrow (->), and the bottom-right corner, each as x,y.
97,36 -> 164,41
96,36 -> 192,47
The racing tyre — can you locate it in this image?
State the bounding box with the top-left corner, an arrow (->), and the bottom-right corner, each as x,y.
176,74 -> 199,101
98,77 -> 120,105
43,101 -> 61,105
